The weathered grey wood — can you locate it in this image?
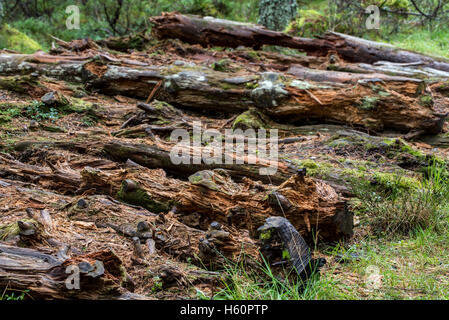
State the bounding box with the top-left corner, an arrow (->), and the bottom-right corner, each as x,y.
0,244 -> 136,299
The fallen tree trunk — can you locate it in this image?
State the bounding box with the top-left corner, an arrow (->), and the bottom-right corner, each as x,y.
87,165 -> 353,241
0,49 -> 445,134
150,13 -> 449,72
86,61 -> 447,134
324,32 -> 449,73
1,151 -> 351,241
103,140 -> 293,184
150,12 -> 332,52
0,244 -> 138,299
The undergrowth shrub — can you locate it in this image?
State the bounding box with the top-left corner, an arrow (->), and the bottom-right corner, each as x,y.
352,161 -> 449,236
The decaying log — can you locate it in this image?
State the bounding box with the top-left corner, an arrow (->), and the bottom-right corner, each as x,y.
0,51 -> 445,133
150,12 -> 332,52
281,67 -> 446,133
0,244 -> 139,299
178,170 -> 352,241
7,150 -> 350,242
103,140 -> 293,184
324,32 -> 449,73
77,163 -> 352,241
150,13 -> 449,72
79,61 -> 449,134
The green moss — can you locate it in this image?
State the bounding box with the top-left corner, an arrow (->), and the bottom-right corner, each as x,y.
359,96 -> 379,110
282,249 -> 291,260
232,109 -> 267,130
189,174 -> 205,184
0,75 -> 42,94
369,84 -> 391,97
328,138 -> 351,148
341,168 -> 366,180
81,115 -> 97,127
117,181 -> 172,213
0,24 -> 42,53
247,50 -> 260,61
399,140 -> 425,158
372,172 -> 420,192
151,276 -> 163,292
301,159 -> 319,170
152,100 -> 172,111
288,159 -> 333,177
329,133 -> 426,163
219,82 -> 239,90
419,94 -> 433,107
245,81 -> 259,89
0,219 -> 36,241
285,9 -> 329,37
259,229 -> 272,240
377,90 -> 391,97
211,59 -> 231,72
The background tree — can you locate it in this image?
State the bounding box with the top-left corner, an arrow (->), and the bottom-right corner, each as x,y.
258,0 -> 298,31
0,0 -> 4,26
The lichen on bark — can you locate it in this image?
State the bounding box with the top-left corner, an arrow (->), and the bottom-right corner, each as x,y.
258,0 -> 298,31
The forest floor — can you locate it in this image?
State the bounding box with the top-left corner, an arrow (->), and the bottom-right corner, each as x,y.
1,32 -> 449,299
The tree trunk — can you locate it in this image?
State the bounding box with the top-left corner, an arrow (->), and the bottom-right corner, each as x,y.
0,52 -> 444,134
150,13 -> 449,72
258,0 -> 298,31
0,244 -> 140,299
1,149 -> 352,242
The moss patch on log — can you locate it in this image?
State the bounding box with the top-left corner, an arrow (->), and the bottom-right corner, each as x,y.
232,109 -> 269,130
117,181 -> 172,213
0,75 -> 42,94
419,94 -> 433,107
358,96 -> 379,111
0,219 -> 36,241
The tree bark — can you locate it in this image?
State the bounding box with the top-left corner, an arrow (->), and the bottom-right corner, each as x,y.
0,47 -> 445,134
1,148 -> 351,241
150,13 -> 449,72
0,244 -> 139,299
258,0 -> 298,31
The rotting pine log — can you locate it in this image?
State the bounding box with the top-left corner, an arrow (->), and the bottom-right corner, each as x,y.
0,52 -> 445,134
0,150 -> 351,242
150,12 -> 332,52
89,166 -> 352,242
150,13 -> 449,72
0,244 -> 140,299
179,170 -> 352,241
103,140 -> 293,185
78,162 -> 352,241
324,32 -> 449,73
0,153 -> 351,241
281,67 -> 447,133
78,61 -> 449,134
